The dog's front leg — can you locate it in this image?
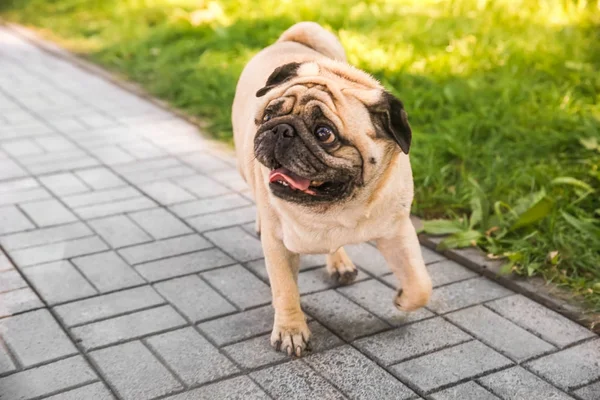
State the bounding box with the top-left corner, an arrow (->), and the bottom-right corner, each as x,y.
377,217 -> 432,311
261,229 -> 311,356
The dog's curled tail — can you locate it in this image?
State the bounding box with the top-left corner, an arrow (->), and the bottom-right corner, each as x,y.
277,22 -> 347,62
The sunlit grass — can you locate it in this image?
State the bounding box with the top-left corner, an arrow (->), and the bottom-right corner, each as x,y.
1,0 -> 599,311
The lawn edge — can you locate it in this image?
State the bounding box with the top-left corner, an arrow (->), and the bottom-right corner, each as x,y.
418,229 -> 599,334
4,21 -> 598,334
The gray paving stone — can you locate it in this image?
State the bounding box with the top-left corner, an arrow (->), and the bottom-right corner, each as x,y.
0,250 -> 13,272
202,264 -> 271,309
136,248 -> 233,281
298,267 -> 340,294
204,227 -> 263,262
0,356 -> 97,400
429,382 -> 500,400
344,242 -> 390,276
250,360 -> 345,400
75,167 -> 126,190
426,258 -> 478,287
178,152 -> 232,173
0,205 -> 34,234
119,234 -> 212,265
35,136 -> 76,152
575,381 -> 600,400
169,193 -> 251,218
354,317 -> 471,366
0,187 -> 51,206
127,164 -> 198,183
75,196 -> 156,219
113,157 -> 181,175
139,181 -> 195,205
223,334 -> 287,369
63,186 -> 140,208
428,277 -> 514,314
174,175 -> 232,198
72,251 -> 144,292
90,341 -> 182,400
128,208 -> 191,239
447,305 -> 556,362
242,259 -> 269,282
478,366 -> 573,400
20,198 -> 78,227
0,157 -> 27,180
187,205 -> 256,232
421,246 -> 445,264
23,260 -> 97,304
55,286 -> 164,327
525,339 -> 600,390
1,138 -> 44,156
486,294 -> 596,348
0,342 -> 16,374
163,376 -> 269,400
0,177 -> 38,193
0,222 -> 93,251
338,279 -> 434,326
0,269 -> 27,293
72,305 -> 187,350
39,172 -> 89,196
0,309 -> 77,367
46,117 -> 88,133
198,305 -> 275,346
90,145 -> 136,165
240,221 -> 259,237
305,345 -> 415,400
10,236 -> 108,267
116,158 -> 196,183
211,168 -> 248,191
146,327 -> 238,386
45,382 -> 115,400
0,288 -> 44,318
120,140 -> 166,159
391,341 -> 513,393
302,289 -> 388,341
88,215 -> 151,248
224,320 -> 341,369
154,275 -> 235,322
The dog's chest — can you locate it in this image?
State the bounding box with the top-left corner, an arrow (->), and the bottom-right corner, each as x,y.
278,209 -> 396,254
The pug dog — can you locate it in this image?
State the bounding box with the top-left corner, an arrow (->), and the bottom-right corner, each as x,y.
232,22 -> 432,357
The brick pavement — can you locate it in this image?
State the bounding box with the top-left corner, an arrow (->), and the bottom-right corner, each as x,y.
0,27 -> 598,400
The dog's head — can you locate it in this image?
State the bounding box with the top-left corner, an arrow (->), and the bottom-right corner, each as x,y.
253,60 -> 412,205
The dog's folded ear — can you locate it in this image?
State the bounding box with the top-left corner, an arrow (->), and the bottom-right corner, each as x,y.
370,92 -> 412,154
256,62 -> 302,97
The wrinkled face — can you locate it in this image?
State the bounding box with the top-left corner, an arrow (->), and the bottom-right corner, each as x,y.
254,84 -> 363,203
253,62 -> 412,205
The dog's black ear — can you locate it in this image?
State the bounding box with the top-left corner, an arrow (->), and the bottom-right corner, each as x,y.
370,91 -> 412,154
256,62 -> 302,97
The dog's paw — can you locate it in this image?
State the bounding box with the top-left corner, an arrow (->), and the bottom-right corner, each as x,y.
394,287 -> 431,312
331,268 -> 358,285
270,320 -> 311,357
326,249 -> 358,285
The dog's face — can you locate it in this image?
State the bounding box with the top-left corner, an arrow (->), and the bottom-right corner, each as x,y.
253,61 -> 412,205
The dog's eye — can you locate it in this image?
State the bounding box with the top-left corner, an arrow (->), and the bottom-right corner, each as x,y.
315,126 -> 335,144
262,113 -> 272,122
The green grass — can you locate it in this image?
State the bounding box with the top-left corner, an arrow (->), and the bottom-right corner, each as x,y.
2,0 -> 599,311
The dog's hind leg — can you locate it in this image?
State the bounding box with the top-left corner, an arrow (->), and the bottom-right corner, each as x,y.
326,247 -> 358,285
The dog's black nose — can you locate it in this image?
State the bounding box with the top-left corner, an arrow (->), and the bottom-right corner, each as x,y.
271,123 -> 295,137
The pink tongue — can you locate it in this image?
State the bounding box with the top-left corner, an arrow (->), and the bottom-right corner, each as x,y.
269,168 -> 311,191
